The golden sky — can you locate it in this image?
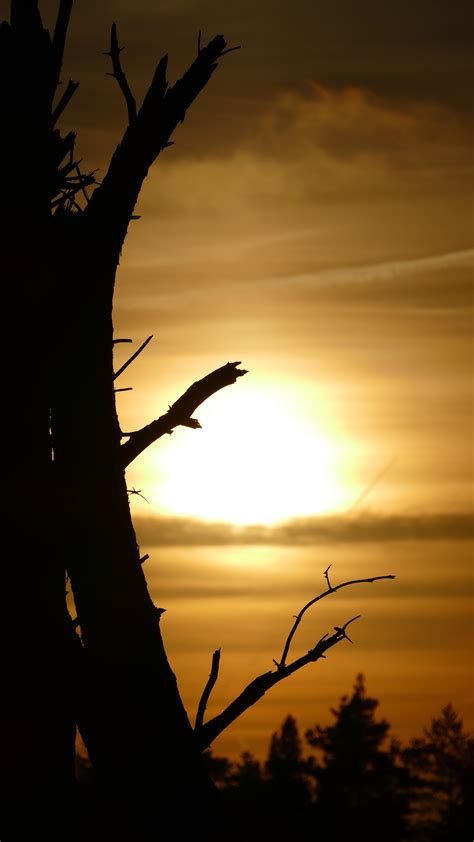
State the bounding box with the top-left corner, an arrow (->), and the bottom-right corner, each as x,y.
25,0 -> 474,756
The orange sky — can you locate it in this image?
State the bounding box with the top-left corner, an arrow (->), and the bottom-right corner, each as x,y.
22,0 -> 474,757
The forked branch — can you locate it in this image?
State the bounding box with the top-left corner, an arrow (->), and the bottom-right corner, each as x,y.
194,569 -> 394,750
104,23 -> 137,124
86,33 -> 239,247
121,361 -> 248,467
278,572 -> 395,669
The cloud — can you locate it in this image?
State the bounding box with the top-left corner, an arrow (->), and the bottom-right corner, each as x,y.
134,511 -> 474,547
145,83 -> 472,201
284,249 -> 474,289
118,81 -> 472,296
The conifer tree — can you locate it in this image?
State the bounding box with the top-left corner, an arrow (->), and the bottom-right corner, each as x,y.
306,674 -> 411,841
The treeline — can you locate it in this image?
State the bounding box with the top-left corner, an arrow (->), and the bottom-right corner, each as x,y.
76,673 -> 472,840
201,674 -> 473,842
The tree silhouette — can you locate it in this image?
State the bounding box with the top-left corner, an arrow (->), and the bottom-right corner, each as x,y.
219,752 -> 268,841
206,722 -> 312,841
2,4 -> 240,837
1,3 -> 394,838
404,704 -> 474,841
264,715 -> 312,835
198,692 -> 473,841
305,674 -> 411,841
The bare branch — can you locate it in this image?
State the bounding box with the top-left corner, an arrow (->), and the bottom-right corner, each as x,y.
120,361 -> 248,468
278,572 -> 395,669
195,649 -> 221,731
86,34 -> 237,251
195,571 -> 395,750
333,616 -> 360,643
196,618 -> 361,751
113,338 -> 133,344
113,335 -> 153,381
51,78 -> 79,125
104,23 -> 137,125
73,163 -> 92,205
51,0 -> 74,95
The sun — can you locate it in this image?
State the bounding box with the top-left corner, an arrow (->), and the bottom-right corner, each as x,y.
138,380 -> 352,525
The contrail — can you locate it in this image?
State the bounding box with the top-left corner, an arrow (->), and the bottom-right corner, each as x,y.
347,457 -> 397,514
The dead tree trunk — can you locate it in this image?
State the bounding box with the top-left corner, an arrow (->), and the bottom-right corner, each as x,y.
1,2 -> 237,837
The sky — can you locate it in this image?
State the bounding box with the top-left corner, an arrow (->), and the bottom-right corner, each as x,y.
15,0 -> 473,757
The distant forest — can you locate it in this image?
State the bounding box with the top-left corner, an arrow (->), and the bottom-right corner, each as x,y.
77,674 -> 472,841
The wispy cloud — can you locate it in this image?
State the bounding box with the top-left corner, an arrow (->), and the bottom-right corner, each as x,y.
284,249 -> 474,289
118,248 -> 474,313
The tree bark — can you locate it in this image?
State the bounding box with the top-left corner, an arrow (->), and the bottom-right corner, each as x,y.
1,4 -> 233,837
1,6 -> 81,836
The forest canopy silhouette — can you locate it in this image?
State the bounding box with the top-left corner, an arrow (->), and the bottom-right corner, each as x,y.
194,677 -> 473,842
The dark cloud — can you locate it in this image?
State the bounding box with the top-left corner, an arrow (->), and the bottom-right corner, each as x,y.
134,510 -> 474,547
11,0 -> 472,167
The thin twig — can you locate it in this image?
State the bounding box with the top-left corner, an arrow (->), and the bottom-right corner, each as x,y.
113,338 -> 133,344
333,616 -> 360,643
139,554 -> 149,565
104,23 -> 137,124
127,488 -> 149,504
113,335 -> 153,381
221,45 -> 241,56
195,649 -> 221,730
277,573 -> 395,669
73,163 -> 93,205
324,564 -> 332,590
114,387 -> 133,392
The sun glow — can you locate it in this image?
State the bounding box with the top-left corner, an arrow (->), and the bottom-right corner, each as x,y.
140,382 -> 353,525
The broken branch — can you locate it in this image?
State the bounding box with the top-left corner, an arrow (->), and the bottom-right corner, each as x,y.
195,649 -> 221,731
51,0 -> 74,97
52,78 -> 79,125
86,34 -> 237,248
104,22 -> 137,124
120,361 -> 248,467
